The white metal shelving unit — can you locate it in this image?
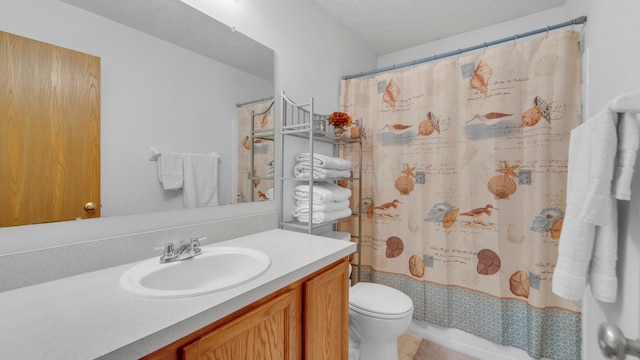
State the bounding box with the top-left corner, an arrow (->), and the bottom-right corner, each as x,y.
278,91 -> 362,280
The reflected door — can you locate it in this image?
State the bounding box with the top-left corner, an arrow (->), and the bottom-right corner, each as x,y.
0,31 -> 100,227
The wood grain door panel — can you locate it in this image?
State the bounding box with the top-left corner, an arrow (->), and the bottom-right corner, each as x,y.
0,30 -> 100,227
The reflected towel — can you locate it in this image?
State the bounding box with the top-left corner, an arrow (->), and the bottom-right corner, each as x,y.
157,152 -> 184,190
295,207 -> 352,224
183,153 -> 220,208
293,182 -> 351,202
296,153 -> 351,170
294,164 -> 351,179
293,199 -> 350,215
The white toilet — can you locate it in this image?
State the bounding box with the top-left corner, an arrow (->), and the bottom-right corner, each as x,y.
349,282 -> 414,360
320,232 -> 414,360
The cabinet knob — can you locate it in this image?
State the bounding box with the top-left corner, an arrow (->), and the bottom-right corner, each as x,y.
84,202 -> 97,213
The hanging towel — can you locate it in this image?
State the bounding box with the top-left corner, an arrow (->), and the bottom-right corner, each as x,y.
183,153 -> 220,208
157,152 -> 184,190
295,207 -> 353,224
612,112 -> 640,200
294,163 -> 351,179
552,106 -> 619,303
296,153 -> 352,170
293,182 -> 352,202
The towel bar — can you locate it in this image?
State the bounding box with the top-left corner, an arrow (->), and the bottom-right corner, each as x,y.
148,147 -> 220,161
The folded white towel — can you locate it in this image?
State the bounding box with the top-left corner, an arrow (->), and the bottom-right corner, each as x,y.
296,207 -> 352,224
294,164 -> 351,179
293,199 -> 350,215
183,153 -> 220,208
296,153 -> 352,170
294,182 -> 352,202
612,112 -> 640,200
157,152 -> 184,190
553,107 -> 619,303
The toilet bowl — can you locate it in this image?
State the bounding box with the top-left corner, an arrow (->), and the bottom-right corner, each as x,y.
320,231 -> 414,360
348,282 -> 414,360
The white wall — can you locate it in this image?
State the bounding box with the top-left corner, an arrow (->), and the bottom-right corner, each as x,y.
1,0 -> 273,216
377,7 -> 568,70
0,0 -> 376,255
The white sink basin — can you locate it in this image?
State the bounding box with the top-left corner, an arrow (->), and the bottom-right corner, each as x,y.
120,246 -> 271,299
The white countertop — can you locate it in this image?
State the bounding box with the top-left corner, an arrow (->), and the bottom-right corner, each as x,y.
0,229 -> 356,359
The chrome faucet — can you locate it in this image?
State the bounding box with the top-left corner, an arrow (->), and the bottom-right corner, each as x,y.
158,237 -> 205,263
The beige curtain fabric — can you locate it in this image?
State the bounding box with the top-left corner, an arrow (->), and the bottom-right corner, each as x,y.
237,99 -> 274,203
339,30 -> 582,359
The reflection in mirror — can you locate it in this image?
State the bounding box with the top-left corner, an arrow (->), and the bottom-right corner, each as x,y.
236,98 -> 275,203
0,0 -> 275,227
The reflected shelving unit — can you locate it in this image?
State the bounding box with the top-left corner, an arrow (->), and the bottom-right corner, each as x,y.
249,100 -> 275,202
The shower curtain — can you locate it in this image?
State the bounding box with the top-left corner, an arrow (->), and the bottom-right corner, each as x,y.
237,99 -> 274,203
338,30 -> 582,359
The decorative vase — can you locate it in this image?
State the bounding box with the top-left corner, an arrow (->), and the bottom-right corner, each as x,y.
334,127 -> 345,138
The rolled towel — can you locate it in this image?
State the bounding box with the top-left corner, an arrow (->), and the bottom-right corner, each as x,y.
296,207 -> 353,224
294,164 -> 351,179
296,153 -> 351,170
294,182 -> 351,202
293,199 -> 350,214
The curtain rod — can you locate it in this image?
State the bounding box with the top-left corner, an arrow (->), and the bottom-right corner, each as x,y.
236,96 -> 274,108
343,15 -> 587,80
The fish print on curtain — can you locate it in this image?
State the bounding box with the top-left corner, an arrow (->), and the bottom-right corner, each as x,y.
237,99 -> 275,203
338,30 -> 582,359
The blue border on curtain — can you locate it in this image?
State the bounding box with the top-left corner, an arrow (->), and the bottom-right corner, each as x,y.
358,267 -> 581,360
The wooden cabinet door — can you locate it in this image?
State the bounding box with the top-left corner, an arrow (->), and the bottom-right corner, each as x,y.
180,289 -> 302,360
0,30 -> 100,227
303,259 -> 350,360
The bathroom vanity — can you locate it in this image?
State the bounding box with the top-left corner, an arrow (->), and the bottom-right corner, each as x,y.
0,229 -> 356,359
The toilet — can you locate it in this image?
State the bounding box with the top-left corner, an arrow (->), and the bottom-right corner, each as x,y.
321,232 -> 414,360
349,282 -> 414,360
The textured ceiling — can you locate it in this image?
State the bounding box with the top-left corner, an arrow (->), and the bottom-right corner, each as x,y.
314,0 -> 566,55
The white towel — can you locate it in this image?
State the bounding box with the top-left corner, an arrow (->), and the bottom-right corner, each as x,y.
612,112 -> 640,200
183,153 -> 220,208
294,182 -> 351,202
157,152 -> 184,190
296,153 -> 352,170
553,107 -> 619,303
294,164 -> 351,179
296,207 -> 352,224
293,199 -> 350,215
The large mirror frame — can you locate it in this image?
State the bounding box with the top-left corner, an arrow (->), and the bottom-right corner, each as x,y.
0,0 -> 275,228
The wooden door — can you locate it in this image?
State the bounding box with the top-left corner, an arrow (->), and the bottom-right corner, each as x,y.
180,289 -> 302,359
303,259 -> 350,360
0,30 -> 100,227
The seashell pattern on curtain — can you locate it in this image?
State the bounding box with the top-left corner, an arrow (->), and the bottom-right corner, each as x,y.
338,30 -> 582,360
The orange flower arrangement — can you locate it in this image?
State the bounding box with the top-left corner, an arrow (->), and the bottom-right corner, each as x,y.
328,111 -> 352,130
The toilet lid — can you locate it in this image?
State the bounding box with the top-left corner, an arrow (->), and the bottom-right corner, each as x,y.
349,282 -> 413,316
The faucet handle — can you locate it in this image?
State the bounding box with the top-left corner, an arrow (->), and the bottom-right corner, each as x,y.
154,243 -> 174,255
191,237 -> 206,246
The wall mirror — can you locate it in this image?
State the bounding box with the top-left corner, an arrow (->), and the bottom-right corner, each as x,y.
0,0 -> 275,227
